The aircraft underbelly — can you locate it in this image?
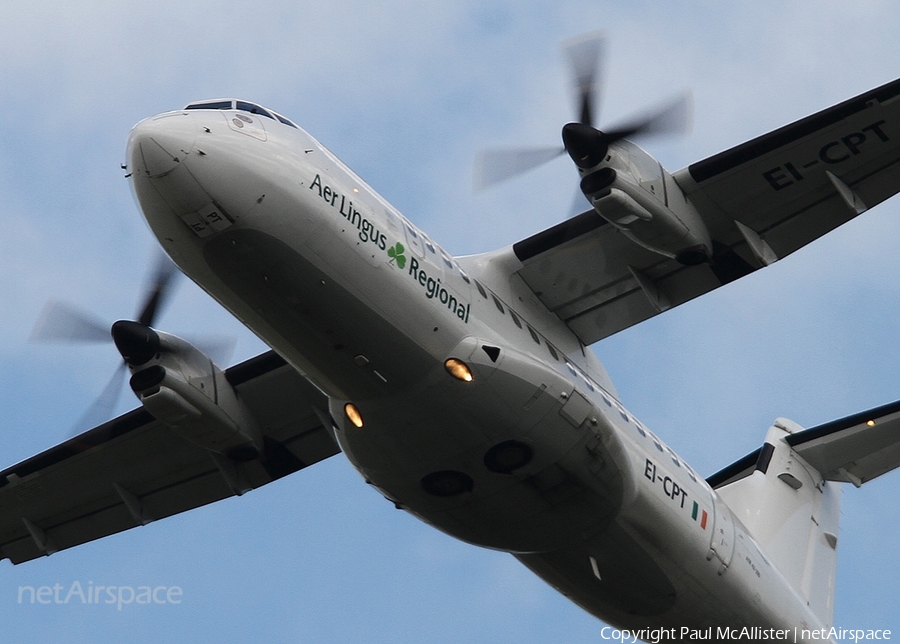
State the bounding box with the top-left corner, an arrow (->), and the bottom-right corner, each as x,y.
336,341 -> 629,553
201,227 -> 434,398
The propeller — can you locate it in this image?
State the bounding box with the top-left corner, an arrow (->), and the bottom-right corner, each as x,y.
473,33 -> 691,190
31,256 -> 178,345
30,252 -> 182,434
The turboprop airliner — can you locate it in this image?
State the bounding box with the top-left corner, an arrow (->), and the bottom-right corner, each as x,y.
3,36 -> 900,641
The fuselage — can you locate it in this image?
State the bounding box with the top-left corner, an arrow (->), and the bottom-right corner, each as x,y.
125,101 -> 831,640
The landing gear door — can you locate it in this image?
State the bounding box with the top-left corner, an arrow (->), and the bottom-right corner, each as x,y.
708,494 -> 735,574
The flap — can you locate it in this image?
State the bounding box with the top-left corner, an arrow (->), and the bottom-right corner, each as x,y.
0,351 -> 339,564
513,211 -> 722,343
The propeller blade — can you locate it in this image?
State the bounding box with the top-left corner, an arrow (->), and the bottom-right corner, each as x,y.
30,301 -> 110,343
136,252 -> 180,327
564,32 -> 605,128
474,146 -> 563,190
68,361 -> 127,436
602,92 -> 693,144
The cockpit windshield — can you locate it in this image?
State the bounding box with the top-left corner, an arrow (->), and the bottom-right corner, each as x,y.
184,100 -> 233,111
183,99 -> 298,128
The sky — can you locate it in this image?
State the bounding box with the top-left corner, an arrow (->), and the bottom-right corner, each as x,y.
2,1 -> 900,641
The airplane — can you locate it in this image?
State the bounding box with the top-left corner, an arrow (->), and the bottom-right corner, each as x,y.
3,34 -> 900,641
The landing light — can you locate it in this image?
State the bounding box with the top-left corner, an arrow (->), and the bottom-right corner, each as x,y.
345,403 -> 364,428
867,420 -> 876,427
444,358 -> 473,382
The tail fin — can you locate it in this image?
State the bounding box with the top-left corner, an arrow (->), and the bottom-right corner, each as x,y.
714,419 -> 840,627
709,399 -> 900,628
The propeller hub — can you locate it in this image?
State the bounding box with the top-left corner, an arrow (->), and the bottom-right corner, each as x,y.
111,320 -> 161,366
562,122 -> 608,169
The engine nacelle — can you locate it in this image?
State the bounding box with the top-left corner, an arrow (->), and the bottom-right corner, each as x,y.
125,330 -> 262,460
579,140 -> 712,265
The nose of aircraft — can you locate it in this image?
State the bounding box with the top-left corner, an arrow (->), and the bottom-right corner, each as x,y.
128,112 -> 198,178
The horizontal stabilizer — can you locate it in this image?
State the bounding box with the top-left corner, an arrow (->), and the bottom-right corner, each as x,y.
786,399 -> 900,486
708,398 -> 900,488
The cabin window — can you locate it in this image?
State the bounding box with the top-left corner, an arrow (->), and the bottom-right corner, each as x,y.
458,267 -> 470,284
666,447 -> 681,467
475,281 -> 487,298
490,294 -> 505,313
547,344 -> 559,361
509,309 -> 522,328
527,325 -> 540,344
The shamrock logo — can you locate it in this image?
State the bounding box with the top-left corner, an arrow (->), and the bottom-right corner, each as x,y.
387,241 -> 406,269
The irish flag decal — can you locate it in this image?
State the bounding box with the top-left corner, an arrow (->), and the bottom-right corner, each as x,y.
692,501 -> 708,530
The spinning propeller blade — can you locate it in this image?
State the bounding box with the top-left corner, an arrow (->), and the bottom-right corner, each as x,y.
564,32 -> 605,129
474,34 -> 691,189
31,251 -> 183,434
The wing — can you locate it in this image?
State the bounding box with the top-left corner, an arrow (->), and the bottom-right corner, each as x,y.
512,77 -> 900,345
0,351 -> 339,564
707,398 -> 900,489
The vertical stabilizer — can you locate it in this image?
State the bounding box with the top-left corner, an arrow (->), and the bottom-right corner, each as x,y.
716,419 -> 841,627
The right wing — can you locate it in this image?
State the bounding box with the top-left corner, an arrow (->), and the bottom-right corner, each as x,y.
676,77 -> 900,263
0,351 -> 339,564
511,77 -> 900,346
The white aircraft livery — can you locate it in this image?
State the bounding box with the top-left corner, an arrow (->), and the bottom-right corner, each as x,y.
3,36 -> 900,642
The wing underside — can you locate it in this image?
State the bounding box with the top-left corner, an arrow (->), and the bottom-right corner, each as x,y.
512,77 -> 900,345
0,352 -> 339,564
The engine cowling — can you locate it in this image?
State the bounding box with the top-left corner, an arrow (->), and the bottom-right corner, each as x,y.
115,323 -> 262,460
566,128 -> 713,265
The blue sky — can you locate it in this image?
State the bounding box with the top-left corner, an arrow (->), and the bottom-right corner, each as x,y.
2,1 -> 900,641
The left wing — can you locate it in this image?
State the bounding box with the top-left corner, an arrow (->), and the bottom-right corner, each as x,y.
511,77 -> 900,345
0,351 -> 339,564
